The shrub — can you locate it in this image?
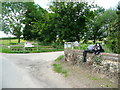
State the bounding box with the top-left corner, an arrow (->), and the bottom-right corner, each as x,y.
93,55 -> 103,65
80,44 -> 88,50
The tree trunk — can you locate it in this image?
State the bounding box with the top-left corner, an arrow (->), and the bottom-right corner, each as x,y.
93,34 -> 96,44
18,36 -> 20,43
93,38 -> 96,44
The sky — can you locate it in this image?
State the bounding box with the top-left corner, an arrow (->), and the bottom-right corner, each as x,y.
34,0 -> 120,10
0,0 -> 120,38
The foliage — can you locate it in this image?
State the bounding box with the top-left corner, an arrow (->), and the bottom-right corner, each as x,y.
2,2 -> 26,43
49,2 -> 95,42
2,1 -> 119,54
105,3 -> 120,54
80,44 -> 88,50
102,45 -> 113,53
93,55 -> 103,65
23,2 -> 48,41
87,9 -> 117,43
52,63 -> 68,77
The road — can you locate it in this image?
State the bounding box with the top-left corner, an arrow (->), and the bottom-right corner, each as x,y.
0,51 -> 72,88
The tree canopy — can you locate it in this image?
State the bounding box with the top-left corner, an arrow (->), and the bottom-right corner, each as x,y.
1,1 -> 120,54
2,2 -> 26,43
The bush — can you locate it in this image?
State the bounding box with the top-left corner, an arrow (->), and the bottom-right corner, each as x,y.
80,44 -> 88,50
87,40 -> 94,44
52,42 -> 64,49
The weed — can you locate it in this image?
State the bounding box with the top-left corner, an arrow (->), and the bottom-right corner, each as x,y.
93,55 -> 103,65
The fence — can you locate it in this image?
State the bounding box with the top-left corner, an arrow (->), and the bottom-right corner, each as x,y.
8,45 -> 39,51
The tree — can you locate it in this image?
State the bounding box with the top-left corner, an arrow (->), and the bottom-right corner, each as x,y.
106,2 -> 120,54
49,2 -> 95,42
2,2 -> 26,43
87,8 -> 117,43
23,2 -> 48,41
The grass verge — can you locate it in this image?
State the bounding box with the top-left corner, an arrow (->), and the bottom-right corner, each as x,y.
52,63 -> 68,77
0,48 -> 64,53
55,55 -> 64,61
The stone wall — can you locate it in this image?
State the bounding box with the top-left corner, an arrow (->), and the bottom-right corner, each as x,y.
64,49 -> 120,83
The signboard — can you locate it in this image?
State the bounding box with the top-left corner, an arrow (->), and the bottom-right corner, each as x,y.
24,42 -> 34,47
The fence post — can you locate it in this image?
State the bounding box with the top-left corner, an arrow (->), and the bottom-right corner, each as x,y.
72,42 -> 74,50
37,43 -> 39,51
79,42 -> 80,50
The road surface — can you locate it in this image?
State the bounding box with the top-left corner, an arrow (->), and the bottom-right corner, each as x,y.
0,51 -> 72,88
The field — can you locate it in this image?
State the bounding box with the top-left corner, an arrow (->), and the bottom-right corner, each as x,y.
0,39 -> 26,45
0,38 -> 64,53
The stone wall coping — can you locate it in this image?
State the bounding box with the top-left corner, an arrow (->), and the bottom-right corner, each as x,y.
64,49 -> 119,58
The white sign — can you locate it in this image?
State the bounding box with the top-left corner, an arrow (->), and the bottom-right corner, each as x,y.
24,42 -> 34,47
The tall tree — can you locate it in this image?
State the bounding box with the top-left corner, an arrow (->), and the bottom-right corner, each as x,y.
106,2 -> 120,54
87,8 -> 117,43
23,2 -> 47,41
49,2 -> 95,42
2,2 -> 26,43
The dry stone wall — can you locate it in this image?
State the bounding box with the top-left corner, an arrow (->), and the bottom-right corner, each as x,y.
64,49 -> 120,83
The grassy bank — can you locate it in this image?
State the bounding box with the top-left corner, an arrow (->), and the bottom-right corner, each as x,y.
52,55 -> 117,88
52,55 -> 68,77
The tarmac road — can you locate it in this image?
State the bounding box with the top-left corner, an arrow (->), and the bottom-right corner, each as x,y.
0,51 -> 72,88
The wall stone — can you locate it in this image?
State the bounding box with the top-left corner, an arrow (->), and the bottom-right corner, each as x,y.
64,49 -> 120,82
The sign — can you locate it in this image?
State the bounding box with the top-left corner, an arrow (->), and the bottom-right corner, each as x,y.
24,42 -> 34,47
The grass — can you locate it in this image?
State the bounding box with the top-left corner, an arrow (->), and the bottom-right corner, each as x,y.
55,55 -> 64,61
0,38 -> 64,53
0,38 -> 113,53
0,48 -> 64,53
0,39 -> 27,45
88,75 -> 101,80
52,63 -> 68,77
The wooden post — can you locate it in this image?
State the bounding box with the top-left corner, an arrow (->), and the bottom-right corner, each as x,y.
37,43 -> 39,51
72,42 -> 74,50
79,42 -> 80,50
